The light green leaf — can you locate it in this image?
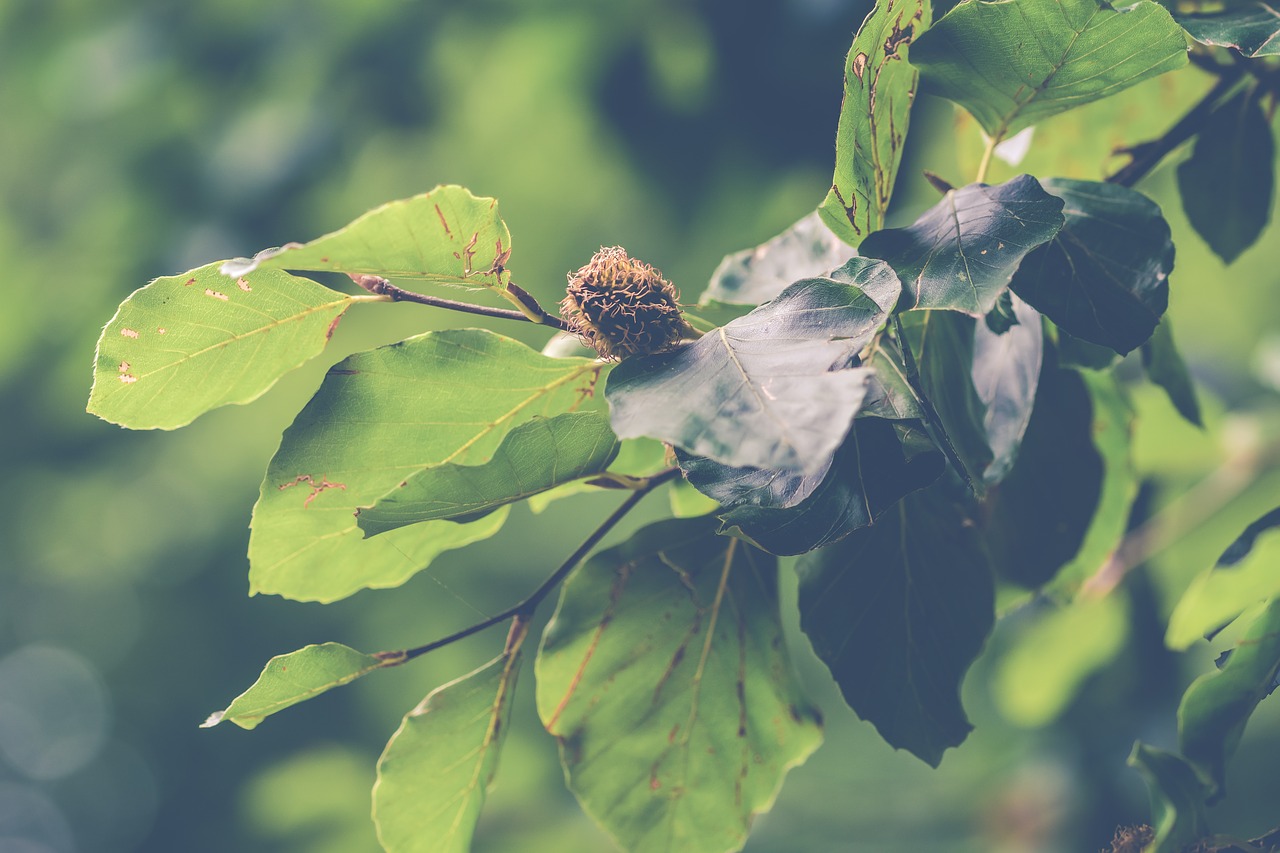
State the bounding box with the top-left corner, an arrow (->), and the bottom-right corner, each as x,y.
1178,597 -> 1280,800
202,643 -> 394,731
374,643 -> 525,853
249,329 -> 605,603
88,262 -> 354,430
223,185 -> 512,290
358,413 -> 620,535
818,0 -> 932,245
702,211 -> 853,306
669,478 -> 720,517
913,0 -> 1188,142
536,518 -> 823,853
527,437 -> 670,514
1178,3 -> 1280,57
1167,508 -> 1280,650
1128,743 -> 1210,853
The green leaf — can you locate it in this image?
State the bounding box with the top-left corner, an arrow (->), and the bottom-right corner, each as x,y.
1167,508 -> 1280,650
913,0 -> 1188,142
669,478 -> 721,518
861,336 -> 924,420
859,175 -> 1065,316
1056,329 -> 1120,370
818,0 -> 932,245
201,643 -> 394,731
1178,87 -> 1276,265
1010,179 -> 1173,355
222,185 -> 512,290
357,413 -> 620,535
1142,319 -> 1203,428
373,643 -> 524,853
1178,598 -> 1280,801
536,518 -> 822,853
797,483 -> 995,765
702,212 -> 853,306
1178,3 -> 1280,57
88,263 -> 354,430
1128,743 -> 1210,853
527,437 -> 670,514
681,417 -> 943,556
972,293 -> 1042,484
249,330 -> 605,602
607,260 -> 900,474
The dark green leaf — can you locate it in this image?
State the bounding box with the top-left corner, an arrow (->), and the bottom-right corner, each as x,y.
1178,3 -> 1280,57
681,417 -> 944,556
249,330 -> 605,603
374,643 -> 525,853
1128,743 -> 1210,853
1178,598 -> 1280,801
1010,180 -> 1173,355
972,293 -> 1042,484
1167,508 -> 1280,649
536,518 -> 823,853
1056,329 -> 1119,370
223,185 -> 512,290
202,643 -> 395,730
702,212 -> 853,306
357,413 -> 620,534
913,0 -> 1188,141
1178,87 -> 1275,264
984,351 -> 1104,588
818,0 -> 932,245
1143,319 -> 1203,427
607,261 -> 900,474
88,263 -> 355,430
797,483 -> 995,765
859,175 -> 1064,316
861,336 -> 924,420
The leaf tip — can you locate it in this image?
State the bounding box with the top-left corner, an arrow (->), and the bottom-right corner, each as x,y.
200,711 -> 225,729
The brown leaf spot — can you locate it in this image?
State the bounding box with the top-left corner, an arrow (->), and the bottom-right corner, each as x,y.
435,204 -> 452,238
119,373 -> 138,384
184,278 -> 197,287
118,361 -> 130,373
121,328 -> 140,339
885,22 -> 914,55
852,52 -> 868,81
157,327 -> 167,335
278,474 -> 348,508
325,314 -> 343,342
205,289 -> 228,301
237,278 -> 252,292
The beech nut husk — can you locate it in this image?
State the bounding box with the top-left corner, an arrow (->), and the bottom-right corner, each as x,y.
560,246 -> 690,360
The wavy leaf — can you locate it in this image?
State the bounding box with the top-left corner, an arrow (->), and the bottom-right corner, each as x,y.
1178,3 -> 1280,57
702,212 -> 853,306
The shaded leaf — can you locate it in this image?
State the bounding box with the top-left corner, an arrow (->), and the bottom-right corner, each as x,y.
88,263 -> 353,430
373,638 -> 525,853
681,417 -> 943,556
1178,87 -> 1276,265
818,0 -> 931,245
1178,598 -> 1280,801
861,336 -> 924,420
1178,3 -> 1280,57
797,483 -> 995,765
202,643 -> 393,731
702,212 -> 853,306
972,293 -> 1042,484
1143,319 -> 1203,428
913,0 -> 1188,141
249,330 -> 604,602
536,518 -> 823,853
223,185 -> 512,290
859,175 -> 1064,316
1056,329 -> 1119,370
1010,179 -> 1173,355
984,352 -> 1105,588
607,260 -> 900,474
1128,743 -> 1210,853
358,413 -> 619,534
1167,508 -> 1280,649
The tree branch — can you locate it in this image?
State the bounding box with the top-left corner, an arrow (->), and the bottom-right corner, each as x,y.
351,274 -> 569,332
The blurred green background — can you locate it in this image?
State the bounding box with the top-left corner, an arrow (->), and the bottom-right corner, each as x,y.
3,1 -> 1279,851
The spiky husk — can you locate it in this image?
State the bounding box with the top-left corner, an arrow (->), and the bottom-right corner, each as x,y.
560,246 -> 688,360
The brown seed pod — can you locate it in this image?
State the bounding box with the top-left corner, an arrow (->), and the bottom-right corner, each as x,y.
561,246 -> 690,361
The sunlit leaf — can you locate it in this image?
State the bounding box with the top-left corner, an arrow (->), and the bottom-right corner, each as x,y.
536,518 -> 822,853
1178,598 -> 1280,800
607,260 -> 900,475
1128,743 -> 1210,853
972,293 -> 1042,484
859,175 -> 1064,316
222,185 -> 512,290
1142,319 -> 1203,428
1010,180 -> 1173,355
913,0 -> 1188,141
88,263 -> 353,430
1178,3 -> 1280,57
357,413 -> 619,535
797,483 -> 995,765
374,642 -> 525,853
1178,87 -> 1275,265
702,212 -> 853,306
202,643 -> 394,731
250,330 -> 605,602
818,0 -> 931,245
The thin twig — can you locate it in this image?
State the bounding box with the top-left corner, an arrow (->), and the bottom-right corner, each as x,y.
388,467 -> 681,664
350,274 -> 569,332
